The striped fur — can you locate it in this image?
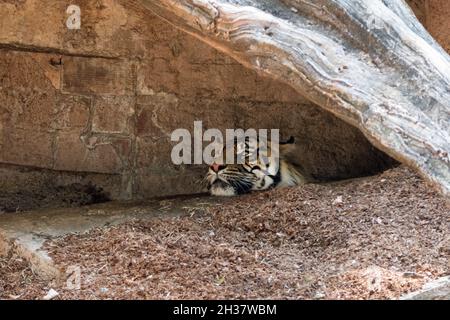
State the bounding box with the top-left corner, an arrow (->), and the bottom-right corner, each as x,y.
207,137 -> 306,196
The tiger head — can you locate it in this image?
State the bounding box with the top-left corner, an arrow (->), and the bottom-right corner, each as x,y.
206,136 -> 306,196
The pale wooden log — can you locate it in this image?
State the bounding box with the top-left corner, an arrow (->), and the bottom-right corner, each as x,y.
140,0 -> 450,198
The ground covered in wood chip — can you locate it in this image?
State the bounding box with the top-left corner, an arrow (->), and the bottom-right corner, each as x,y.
0,252 -> 48,299
1,166 -> 449,299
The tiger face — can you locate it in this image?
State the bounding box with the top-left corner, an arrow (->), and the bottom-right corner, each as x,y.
206,136 -> 306,196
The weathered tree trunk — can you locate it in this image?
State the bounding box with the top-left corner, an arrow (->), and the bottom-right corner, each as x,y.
139,0 -> 450,198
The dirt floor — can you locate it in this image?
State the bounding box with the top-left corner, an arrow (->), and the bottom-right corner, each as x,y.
0,166 -> 449,299
0,183 -> 110,213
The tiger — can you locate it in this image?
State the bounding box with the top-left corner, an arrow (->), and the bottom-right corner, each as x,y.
206,136 -> 307,196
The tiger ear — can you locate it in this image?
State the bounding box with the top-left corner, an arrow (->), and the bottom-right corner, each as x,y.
279,136 -> 296,156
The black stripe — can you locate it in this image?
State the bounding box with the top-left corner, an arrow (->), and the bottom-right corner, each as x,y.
268,167 -> 282,187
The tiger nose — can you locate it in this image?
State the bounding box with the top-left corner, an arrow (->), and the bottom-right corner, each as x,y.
210,163 -> 224,173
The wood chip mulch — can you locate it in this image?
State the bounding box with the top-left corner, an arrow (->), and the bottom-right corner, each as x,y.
1,166 -> 449,299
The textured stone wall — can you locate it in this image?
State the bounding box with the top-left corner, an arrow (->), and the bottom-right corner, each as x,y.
0,0 -> 447,200
407,0 -> 450,53
426,0 -> 450,53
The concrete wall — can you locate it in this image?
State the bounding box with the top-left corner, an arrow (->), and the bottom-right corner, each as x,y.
0,0 -> 446,200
